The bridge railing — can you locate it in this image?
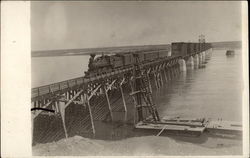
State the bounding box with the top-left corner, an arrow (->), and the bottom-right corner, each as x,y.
32,77 -> 85,100
31,67 -> 133,101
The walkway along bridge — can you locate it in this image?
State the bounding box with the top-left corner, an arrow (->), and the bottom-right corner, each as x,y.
31,42 -> 213,144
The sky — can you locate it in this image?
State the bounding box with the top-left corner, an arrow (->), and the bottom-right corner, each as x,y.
31,1 -> 242,51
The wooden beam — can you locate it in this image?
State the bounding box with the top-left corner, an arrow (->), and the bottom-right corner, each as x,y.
147,68 -> 151,74
156,125 -> 167,136
32,100 -> 53,119
120,77 -> 126,86
85,94 -> 95,137
65,89 -> 84,108
105,79 -> 117,92
88,84 -> 101,100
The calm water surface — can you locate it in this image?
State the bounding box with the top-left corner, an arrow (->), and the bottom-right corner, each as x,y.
32,55 -> 89,87
155,49 -> 243,122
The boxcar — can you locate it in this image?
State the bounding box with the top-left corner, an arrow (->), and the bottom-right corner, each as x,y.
195,43 -> 200,53
191,43 -> 196,54
120,53 -> 134,66
144,51 -> 159,61
187,43 -> 195,55
138,53 -> 145,62
187,43 -> 192,55
159,50 -> 169,58
171,42 -> 188,57
110,55 -> 123,68
133,52 -> 145,62
193,43 -> 197,53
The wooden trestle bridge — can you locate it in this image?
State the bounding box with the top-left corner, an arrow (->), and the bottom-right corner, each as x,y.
31,43 -> 212,144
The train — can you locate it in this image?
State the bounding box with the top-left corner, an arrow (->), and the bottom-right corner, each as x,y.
85,42 -> 212,77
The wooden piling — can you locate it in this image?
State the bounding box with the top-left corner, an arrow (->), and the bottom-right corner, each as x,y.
104,87 -> 113,122
174,66 -> 178,76
55,101 -> 59,113
85,94 -> 95,137
66,92 -> 70,100
147,73 -> 153,93
169,69 -> 172,80
169,68 -> 173,79
31,115 -> 34,143
163,69 -> 168,83
119,83 -> 127,122
160,72 -> 164,86
157,72 -> 162,88
58,101 -> 68,138
154,72 -> 159,90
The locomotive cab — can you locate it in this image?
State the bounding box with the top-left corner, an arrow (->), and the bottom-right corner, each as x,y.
92,55 -> 111,68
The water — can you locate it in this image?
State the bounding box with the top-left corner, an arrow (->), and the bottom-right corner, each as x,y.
31,55 -> 89,87
32,49 -> 243,154
155,49 -> 243,122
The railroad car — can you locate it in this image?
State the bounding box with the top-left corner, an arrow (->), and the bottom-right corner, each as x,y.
137,52 -> 145,62
195,43 -> 200,53
193,43 -> 197,53
171,42 -> 188,57
159,50 -> 169,58
144,50 -> 159,61
187,43 -> 192,55
110,55 -> 123,68
121,53 -> 134,66
187,43 -> 195,55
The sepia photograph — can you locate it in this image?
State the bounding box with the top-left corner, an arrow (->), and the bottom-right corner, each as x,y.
1,1 -> 249,157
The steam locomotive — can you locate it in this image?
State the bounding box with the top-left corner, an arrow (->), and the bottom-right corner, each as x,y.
85,42 -> 211,77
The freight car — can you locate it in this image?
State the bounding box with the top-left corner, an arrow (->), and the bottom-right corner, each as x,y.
171,42 -> 211,58
171,42 -> 188,57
